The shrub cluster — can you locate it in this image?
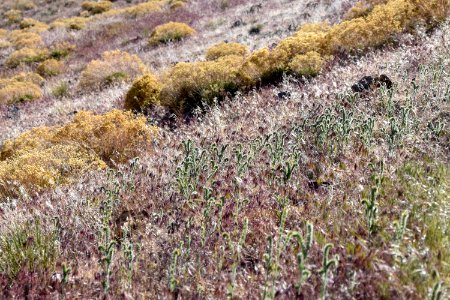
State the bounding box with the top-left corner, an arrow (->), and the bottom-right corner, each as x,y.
125,73 -> 162,111
149,22 -> 195,46
0,72 -> 44,104
205,42 -> 249,61
37,59 -> 64,77
5,47 -> 48,67
78,50 -> 147,91
4,9 -> 22,24
8,30 -> 43,49
19,18 -> 49,33
0,110 -> 158,196
125,0 -> 449,114
50,16 -> 89,30
81,1 -> 113,15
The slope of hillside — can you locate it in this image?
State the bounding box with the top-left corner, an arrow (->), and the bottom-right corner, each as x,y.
0,0 -> 449,299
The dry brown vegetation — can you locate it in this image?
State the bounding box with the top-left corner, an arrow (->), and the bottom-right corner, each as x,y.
0,0 -> 449,299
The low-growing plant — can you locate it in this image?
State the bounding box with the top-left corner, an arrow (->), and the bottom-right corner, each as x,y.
205,42 -> 249,61
6,47 -> 49,67
79,50 -> 147,91
289,51 -> 325,76
8,30 -> 43,49
124,73 -> 162,111
52,81 -> 70,98
319,243 -> 339,300
149,22 -> 195,46
0,110 -> 158,196
160,55 -> 244,113
0,72 -> 44,104
0,218 -> 59,278
81,1 -> 112,15
4,9 -> 22,24
50,16 -> 89,30
19,18 -> 49,33
37,59 -> 64,77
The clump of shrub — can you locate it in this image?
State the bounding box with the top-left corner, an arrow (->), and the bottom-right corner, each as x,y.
50,17 -> 89,30
5,47 -> 49,68
0,110 -> 158,196
8,30 -> 44,49
0,30 -> 11,49
15,0 -> 36,10
289,51 -> 325,76
125,73 -> 162,112
81,1 -> 112,15
78,50 -> 147,91
0,218 -> 59,278
37,59 -> 64,77
0,72 -> 44,104
4,9 -> 23,24
19,18 -> 49,33
100,1 -> 163,18
205,42 -> 249,61
149,22 -> 195,46
160,55 -> 244,113
169,0 -> 187,10
49,42 -> 76,59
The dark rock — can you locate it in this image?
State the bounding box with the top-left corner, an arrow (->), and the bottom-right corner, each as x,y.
231,19 -> 245,28
374,74 -> 393,89
277,91 -> 291,100
351,76 -> 374,93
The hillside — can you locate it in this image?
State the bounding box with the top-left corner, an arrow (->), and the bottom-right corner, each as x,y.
0,0 -> 449,299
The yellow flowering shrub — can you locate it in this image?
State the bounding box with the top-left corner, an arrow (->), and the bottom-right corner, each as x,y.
238,47 -> 273,86
0,144 -> 105,195
0,72 -> 43,105
125,73 -> 162,111
8,30 -> 44,49
344,0 -> 388,19
289,51 -> 325,76
4,10 -> 22,24
49,42 -> 76,59
19,18 -> 49,33
50,17 -> 88,30
205,42 -> 249,61
0,30 -> 10,49
0,110 -> 158,196
413,0 -> 450,26
160,55 -> 244,112
169,0 -> 187,10
37,59 -> 64,77
5,47 -> 49,68
15,0 -> 36,10
149,22 -> 196,46
100,1 -> 163,18
81,1 -> 112,15
78,50 -> 148,91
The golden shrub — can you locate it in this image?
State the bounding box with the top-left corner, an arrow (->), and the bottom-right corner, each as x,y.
0,73 -> 44,105
5,47 -> 48,67
0,110 -> 158,195
125,73 -> 162,111
15,0 -> 36,10
149,22 -> 195,46
50,17 -> 88,30
205,42 -> 249,61
37,59 -> 64,77
8,30 -> 44,49
4,10 -> 22,24
78,50 -> 147,91
160,55 -> 244,112
169,0 -> 187,10
100,1 -> 163,18
289,51 -> 325,76
0,81 -> 42,105
81,1 -> 112,15
270,23 -> 330,71
238,47 -> 273,86
49,42 -> 76,59
19,18 -> 49,33
412,0 -> 450,26
0,144 -> 105,194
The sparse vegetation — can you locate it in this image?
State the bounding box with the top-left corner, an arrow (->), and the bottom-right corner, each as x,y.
0,0 -> 448,298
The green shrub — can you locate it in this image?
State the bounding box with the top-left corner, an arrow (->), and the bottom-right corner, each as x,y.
125,73 -> 162,111
149,22 -> 195,46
